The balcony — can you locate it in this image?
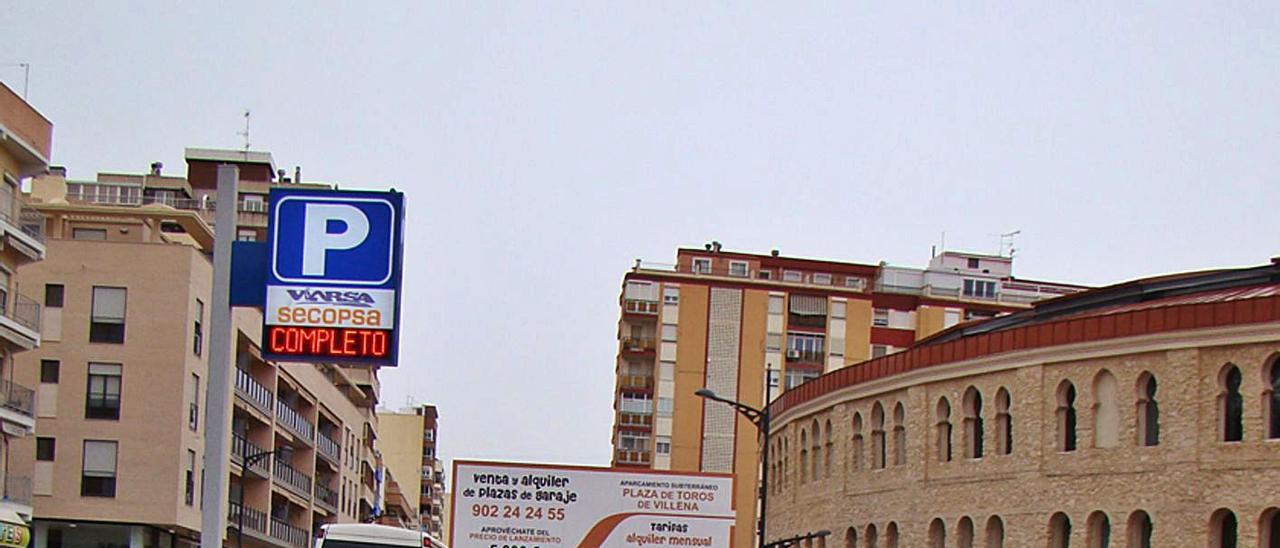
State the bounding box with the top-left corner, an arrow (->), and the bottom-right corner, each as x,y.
234,368 -> 274,416
623,299 -> 659,315
615,450 -> 651,465
620,336 -> 655,354
0,203 -> 45,262
0,292 -> 41,349
2,475 -> 31,507
230,433 -> 270,477
618,413 -> 654,427
273,459 -> 312,500
0,379 -> 34,420
316,434 -> 340,464
270,517 -> 310,548
227,501 -> 268,535
315,483 -> 339,512
275,401 -> 314,443
619,374 -> 654,390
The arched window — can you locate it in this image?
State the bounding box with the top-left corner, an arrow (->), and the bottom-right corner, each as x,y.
1267,357 -> 1280,439
783,437 -> 790,490
1210,508 -> 1238,548
1057,381 -> 1078,452
825,419 -> 834,478
851,413 -> 864,472
1136,373 -> 1159,447
986,515 -> 1005,548
929,518 -> 946,548
936,398 -> 953,463
964,387 -> 985,459
958,516 -> 975,548
800,429 -> 809,483
871,403 -> 886,469
1126,511 -> 1152,548
884,522 -> 898,548
845,526 -> 857,548
1086,511 -> 1110,548
865,523 -> 878,548
1049,512 -> 1072,548
995,388 -> 1012,455
1093,370 -> 1119,448
892,402 -> 906,466
811,419 -> 821,482
1220,365 -> 1244,442
1260,507 -> 1280,548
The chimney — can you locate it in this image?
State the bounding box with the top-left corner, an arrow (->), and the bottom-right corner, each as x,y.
294,166 -> 301,184
150,162 -> 163,176
711,241 -> 722,253
771,249 -> 780,257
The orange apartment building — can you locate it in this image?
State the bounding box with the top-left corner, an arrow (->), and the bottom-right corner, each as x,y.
11,151 -> 386,547
0,82 -> 51,538
611,244 -> 1087,547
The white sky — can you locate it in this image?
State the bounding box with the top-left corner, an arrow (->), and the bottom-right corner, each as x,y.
4,2 -> 1278,470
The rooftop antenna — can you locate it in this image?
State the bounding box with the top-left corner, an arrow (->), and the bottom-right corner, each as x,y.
236,109 -> 251,152
1,63 -> 30,98
999,230 -> 1021,258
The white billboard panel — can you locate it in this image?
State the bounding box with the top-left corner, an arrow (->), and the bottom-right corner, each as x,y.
450,461 -> 736,548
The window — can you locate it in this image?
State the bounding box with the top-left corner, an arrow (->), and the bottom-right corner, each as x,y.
1086,511 -> 1111,548
236,229 -> 257,242
662,286 -> 679,305
1268,359 -> 1280,439
619,393 -> 652,414
785,369 -> 820,389
768,295 -> 784,315
661,324 -> 677,342
36,437 -> 55,461
728,261 -> 749,277
1210,509 -> 1237,548
831,301 -> 846,319
767,369 -> 780,393
824,419 -> 833,477
958,516 -> 975,548
884,522 -> 899,548
936,398 -> 953,462
185,450 -> 196,506
892,403 -> 906,466
944,308 -> 962,328
844,276 -> 866,291
810,420 -> 821,480
72,228 -> 108,240
40,359 -> 59,383
812,273 -> 832,285
766,333 -> 783,352
929,518 -> 946,548
799,430 -> 809,483
995,387 -> 1012,455
691,258 -> 711,274
1126,511 -> 1152,548
45,284 -> 64,308
656,397 -> 673,415
1049,512 -> 1072,548
193,299 -> 204,356
786,332 -> 825,362
655,436 -> 671,455
850,413 -> 863,471
758,269 -> 773,280
986,516 -> 1005,548
865,524 -> 878,547
967,258 -> 980,269
1260,508 -> 1279,548
871,403 -> 886,469
782,270 -> 802,283
1136,374 -> 1159,446
189,373 -> 200,431
1093,370 -> 1119,448
1058,381 -> 1078,452
90,287 -> 127,343
845,527 -> 857,548
872,344 -> 889,358
81,440 -> 118,497
961,387 -> 984,459
1220,365 -> 1244,442
873,308 -> 889,327
962,279 -> 997,298
86,363 -> 123,420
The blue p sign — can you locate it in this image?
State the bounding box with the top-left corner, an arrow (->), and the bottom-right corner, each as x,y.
270,193 -> 399,286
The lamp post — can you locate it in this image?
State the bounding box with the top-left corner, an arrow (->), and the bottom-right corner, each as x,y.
235,445 -> 276,548
695,388 -> 770,548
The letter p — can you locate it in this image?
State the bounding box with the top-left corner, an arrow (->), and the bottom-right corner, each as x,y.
302,204 -> 370,276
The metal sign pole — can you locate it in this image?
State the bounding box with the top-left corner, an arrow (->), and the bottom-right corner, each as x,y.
201,165 -> 239,548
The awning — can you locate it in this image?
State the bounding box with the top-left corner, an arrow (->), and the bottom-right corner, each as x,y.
789,294 -> 827,316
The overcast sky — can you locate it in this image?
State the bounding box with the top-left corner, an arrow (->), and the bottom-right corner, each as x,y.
4,2 -> 1278,468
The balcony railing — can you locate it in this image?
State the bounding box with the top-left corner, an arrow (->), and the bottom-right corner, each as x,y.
234,368 -> 274,416
620,375 -> 654,390
620,337 -> 655,353
230,433 -> 270,477
315,483 -> 339,511
275,401 -> 315,442
0,379 -> 34,418
0,202 -> 46,245
273,459 -> 312,500
618,413 -> 654,427
317,434 -> 340,463
0,293 -> 41,334
2,475 -> 31,506
270,517 -> 310,547
615,450 -> 651,465
227,501 -> 268,534
623,299 -> 659,315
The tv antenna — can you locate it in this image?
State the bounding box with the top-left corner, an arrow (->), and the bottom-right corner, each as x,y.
1,63 -> 30,98
236,109 -> 251,151
999,230 -> 1021,258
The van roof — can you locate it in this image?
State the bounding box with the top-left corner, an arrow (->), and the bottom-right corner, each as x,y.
322,523 -> 424,542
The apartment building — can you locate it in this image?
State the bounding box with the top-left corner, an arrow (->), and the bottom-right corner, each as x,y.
376,405 -> 444,539
12,151 -> 384,547
611,244 -> 1085,547
0,82 -> 50,534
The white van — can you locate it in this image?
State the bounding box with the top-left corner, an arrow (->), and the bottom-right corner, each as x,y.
316,523 -> 447,548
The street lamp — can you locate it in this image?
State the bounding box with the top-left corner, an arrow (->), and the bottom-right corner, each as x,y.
695,388 -> 769,548
235,445 -> 276,548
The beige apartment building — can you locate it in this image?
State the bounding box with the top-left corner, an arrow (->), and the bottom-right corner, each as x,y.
0,83 -> 51,536
376,405 -> 444,539
10,151 -> 386,547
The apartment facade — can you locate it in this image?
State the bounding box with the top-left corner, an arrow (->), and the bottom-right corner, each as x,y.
12,152 -> 384,547
0,82 -> 50,537
611,245 -> 1085,547
376,405 -> 444,539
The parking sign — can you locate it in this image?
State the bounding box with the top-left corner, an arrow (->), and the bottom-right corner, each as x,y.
262,188 -> 404,366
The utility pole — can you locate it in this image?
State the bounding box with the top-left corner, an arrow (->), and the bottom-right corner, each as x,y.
200,165 -> 239,548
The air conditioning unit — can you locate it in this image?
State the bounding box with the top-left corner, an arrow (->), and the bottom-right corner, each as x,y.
786,349 -> 801,360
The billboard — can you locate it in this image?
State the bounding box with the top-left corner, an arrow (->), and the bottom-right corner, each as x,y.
451,461 -> 735,548
262,188 -> 405,365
